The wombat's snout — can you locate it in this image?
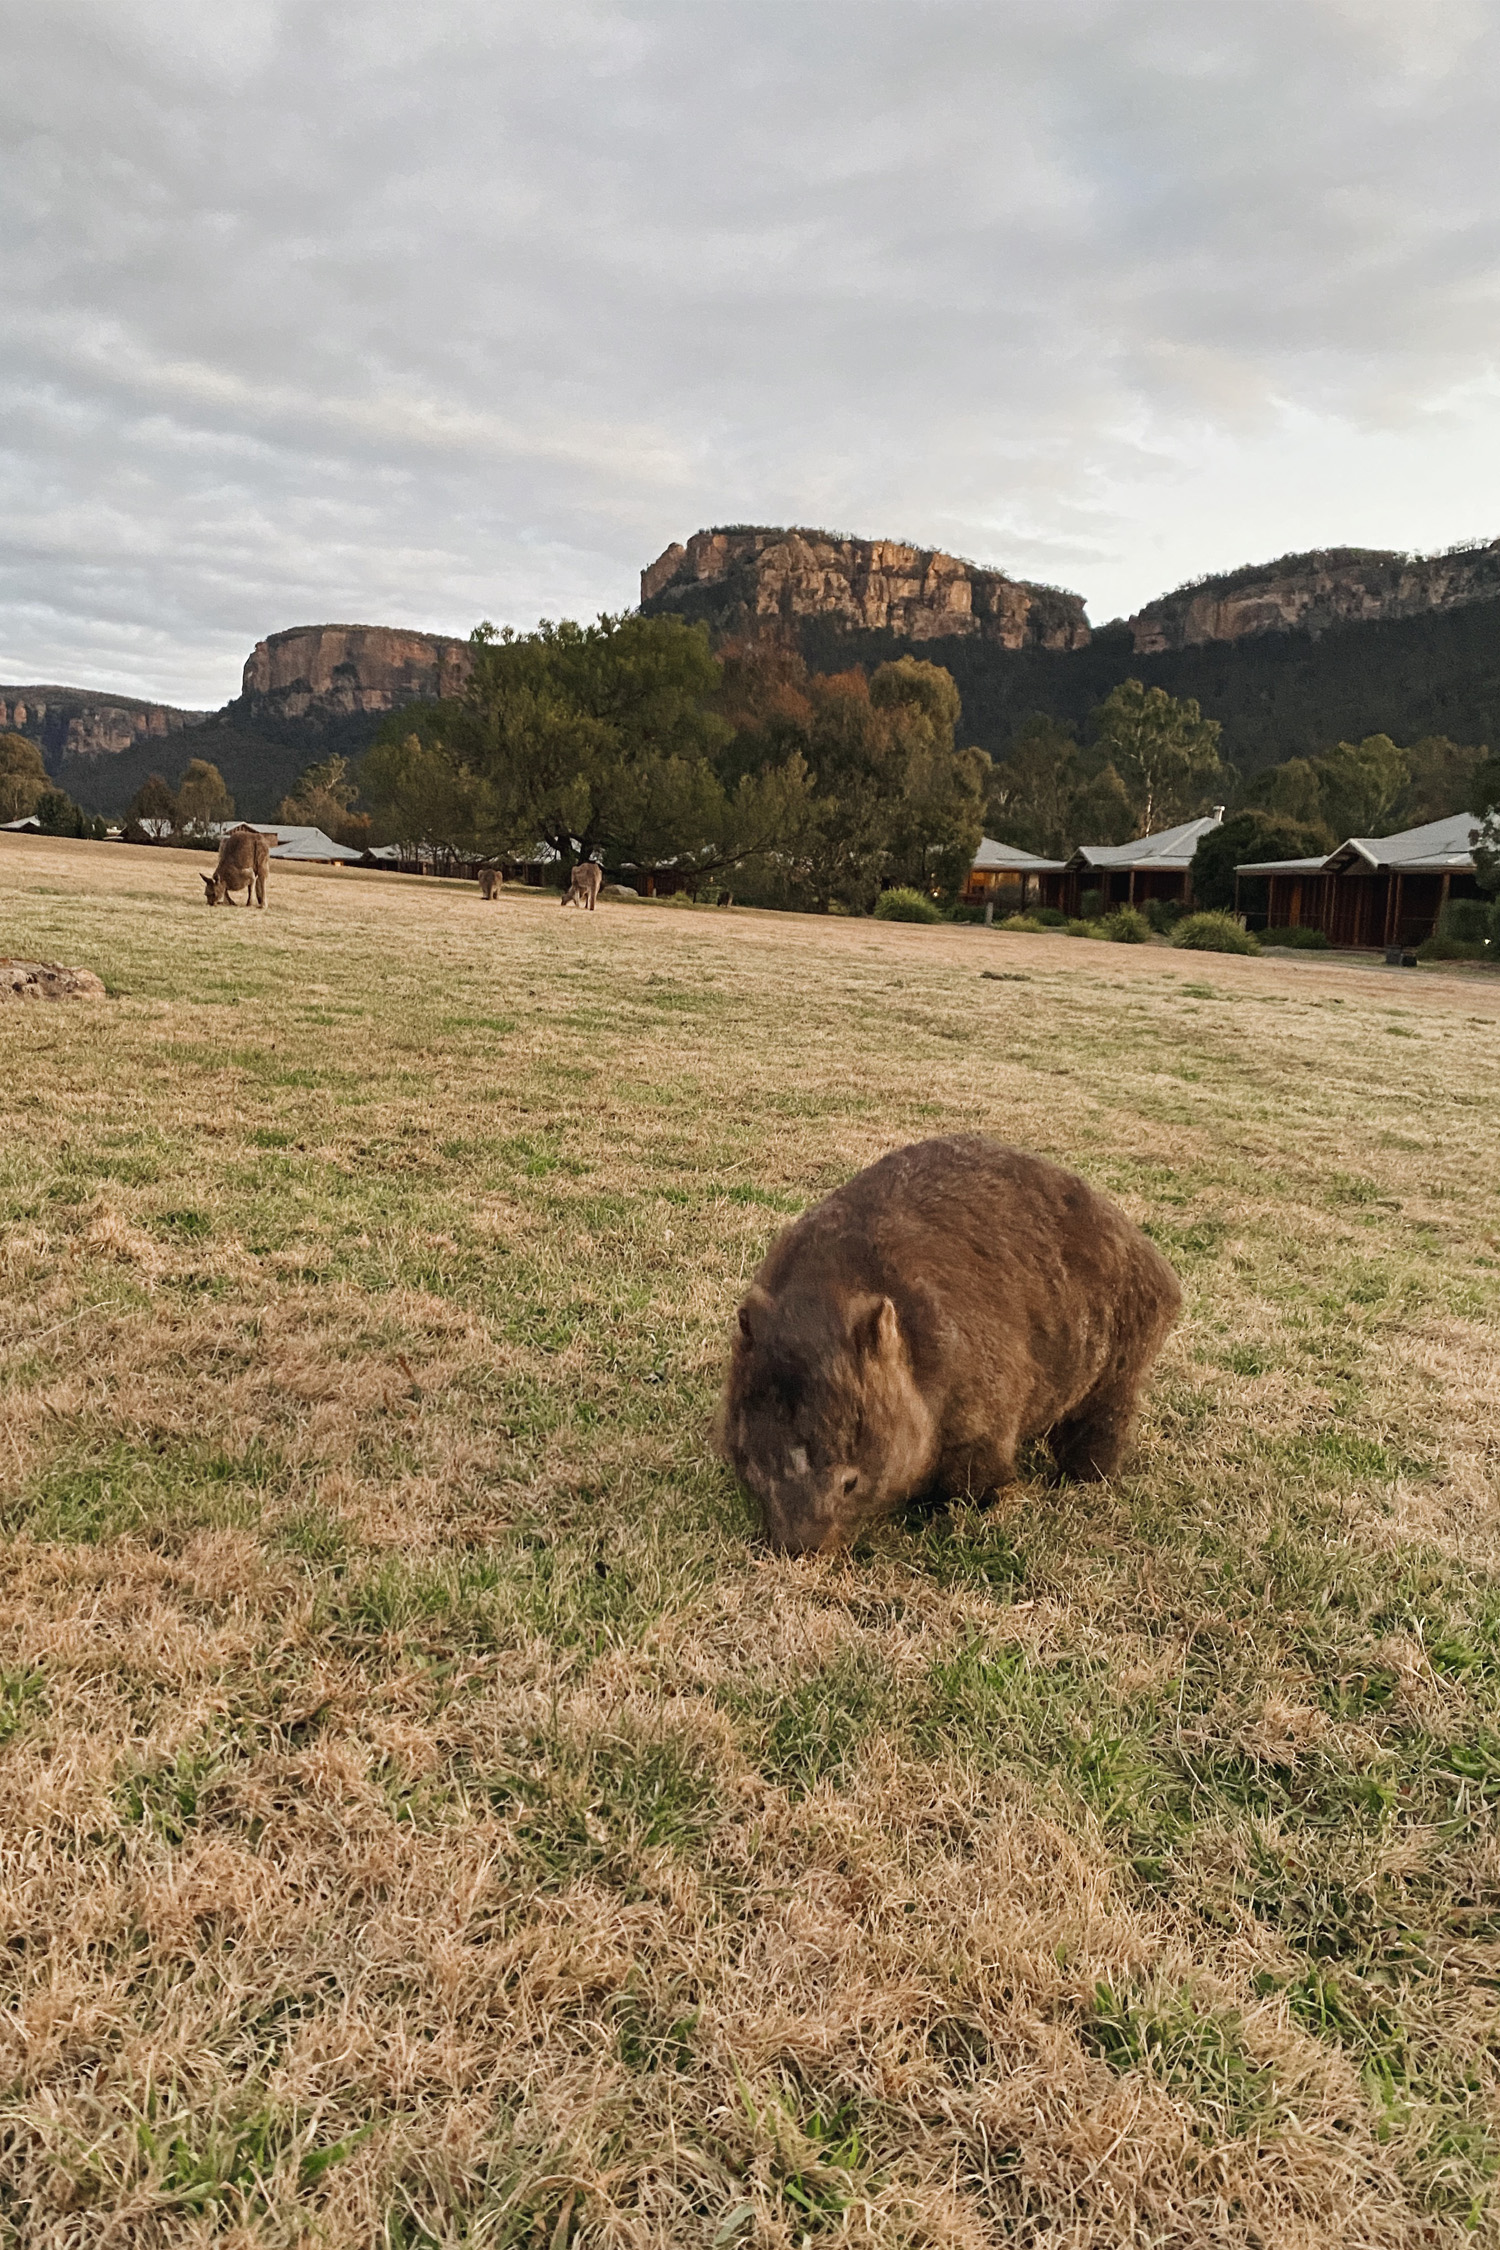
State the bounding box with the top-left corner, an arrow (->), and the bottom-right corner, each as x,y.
755,1459 -> 866,1555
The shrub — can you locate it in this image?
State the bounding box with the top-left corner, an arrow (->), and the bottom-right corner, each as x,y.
947,902 -> 987,924
1144,898 -> 1187,934
1172,912 -> 1261,956
1417,934 -> 1490,963
1103,906 -> 1151,944
1439,897 -> 1492,944
1033,906 -> 1068,927
1079,887 -> 1105,920
997,913 -> 1042,932
1259,925 -> 1330,949
1190,810 -> 1331,912
874,887 -> 942,923
1064,918 -> 1109,939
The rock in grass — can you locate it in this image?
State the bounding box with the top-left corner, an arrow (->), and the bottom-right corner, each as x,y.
0,958 -> 106,1001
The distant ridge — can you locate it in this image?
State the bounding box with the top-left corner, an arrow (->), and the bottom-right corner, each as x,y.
10,526 -> 1500,818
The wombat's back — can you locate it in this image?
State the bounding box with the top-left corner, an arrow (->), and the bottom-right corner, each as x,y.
757,1134 -> 1180,1430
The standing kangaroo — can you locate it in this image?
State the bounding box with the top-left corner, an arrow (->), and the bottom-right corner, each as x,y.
202,825 -> 270,907
562,861 -> 603,910
478,868 -> 502,900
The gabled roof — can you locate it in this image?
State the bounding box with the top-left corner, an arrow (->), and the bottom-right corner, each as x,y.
1324,811 -> 1479,875
241,823 -> 365,863
971,836 -> 1065,873
1066,810 -> 1224,872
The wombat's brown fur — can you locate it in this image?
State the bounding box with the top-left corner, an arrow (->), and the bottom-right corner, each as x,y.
718,1134 -> 1182,1553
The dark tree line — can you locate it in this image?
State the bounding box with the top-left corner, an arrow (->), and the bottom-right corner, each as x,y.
351,616 -> 989,911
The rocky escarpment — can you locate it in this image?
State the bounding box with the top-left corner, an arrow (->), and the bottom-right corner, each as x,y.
237,625 -> 472,724
640,528 -> 1091,651
1128,541 -> 1500,654
0,687 -> 206,757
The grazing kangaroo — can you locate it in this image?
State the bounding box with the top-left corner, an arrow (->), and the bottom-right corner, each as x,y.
562,861 -> 603,910
478,868 -> 502,900
202,825 -> 270,908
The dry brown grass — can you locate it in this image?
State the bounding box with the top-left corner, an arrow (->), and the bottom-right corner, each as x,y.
1,831 -> 1498,2247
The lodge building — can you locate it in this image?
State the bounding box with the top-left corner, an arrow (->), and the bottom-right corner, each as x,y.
1235,812 -> 1485,949
1038,811 -> 1225,918
959,837 -> 1062,914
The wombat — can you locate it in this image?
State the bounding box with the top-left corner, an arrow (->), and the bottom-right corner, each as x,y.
718,1134 -> 1182,1553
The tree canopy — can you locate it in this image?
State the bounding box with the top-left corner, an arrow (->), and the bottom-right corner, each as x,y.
984,687 -> 1217,860
1190,812 -> 1332,913
0,732 -> 47,823
176,758 -> 235,834
354,618 -> 984,910
278,755 -> 372,850
125,773 -> 179,841
1089,679 -> 1224,835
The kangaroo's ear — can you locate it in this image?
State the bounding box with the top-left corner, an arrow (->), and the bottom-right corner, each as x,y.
736,1284 -> 774,1349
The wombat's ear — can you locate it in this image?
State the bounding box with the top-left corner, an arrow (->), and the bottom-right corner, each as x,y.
736,1285 -> 773,1347
852,1294 -> 901,1363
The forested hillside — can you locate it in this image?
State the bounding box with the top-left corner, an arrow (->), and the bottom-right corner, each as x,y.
795,594 -> 1500,777
31,570 -> 1500,826
53,705 -> 390,823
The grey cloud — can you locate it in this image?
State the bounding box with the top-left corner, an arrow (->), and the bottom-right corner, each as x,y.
2,0 -> 1498,703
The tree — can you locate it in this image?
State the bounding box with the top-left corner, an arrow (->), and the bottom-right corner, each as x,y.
278,754 -> 372,850
1190,812 -> 1332,913
870,658 -> 986,897
1240,757 -> 1329,833
125,773 -> 178,841
406,613 -> 733,879
360,731 -> 498,869
1467,749 -> 1500,820
1313,733 -> 1410,840
1069,762 -> 1136,848
1401,736 -> 1485,827
1471,756 -> 1500,897
986,716 -> 1081,859
0,732 -> 47,823
175,757 -> 235,835
34,789 -> 96,838
1090,679 -> 1224,835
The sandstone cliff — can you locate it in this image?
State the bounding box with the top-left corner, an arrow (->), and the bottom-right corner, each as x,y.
640,528 -> 1091,651
238,624 -> 473,723
1127,541 -> 1500,654
0,687 -> 206,757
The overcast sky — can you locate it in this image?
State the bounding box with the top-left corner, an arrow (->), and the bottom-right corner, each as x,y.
4,0 -> 1499,708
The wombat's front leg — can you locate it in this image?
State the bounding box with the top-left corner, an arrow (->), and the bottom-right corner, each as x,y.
937,1436 -> 1019,1504
1048,1383 -> 1134,1482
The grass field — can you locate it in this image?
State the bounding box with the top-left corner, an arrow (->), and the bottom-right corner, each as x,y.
2,832 -> 1499,2249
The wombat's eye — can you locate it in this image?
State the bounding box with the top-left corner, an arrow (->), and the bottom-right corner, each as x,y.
841,1471 -> 859,1494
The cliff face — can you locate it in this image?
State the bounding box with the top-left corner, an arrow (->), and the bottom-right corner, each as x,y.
239,624 -> 472,723
0,687 -> 205,757
1128,542 -> 1500,654
640,528 -> 1091,651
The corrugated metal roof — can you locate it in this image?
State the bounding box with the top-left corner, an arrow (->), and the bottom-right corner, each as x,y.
1235,855 -> 1329,875
1068,810 -> 1224,872
242,823 -> 365,863
971,837 -> 1065,872
1326,811 -> 1479,874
